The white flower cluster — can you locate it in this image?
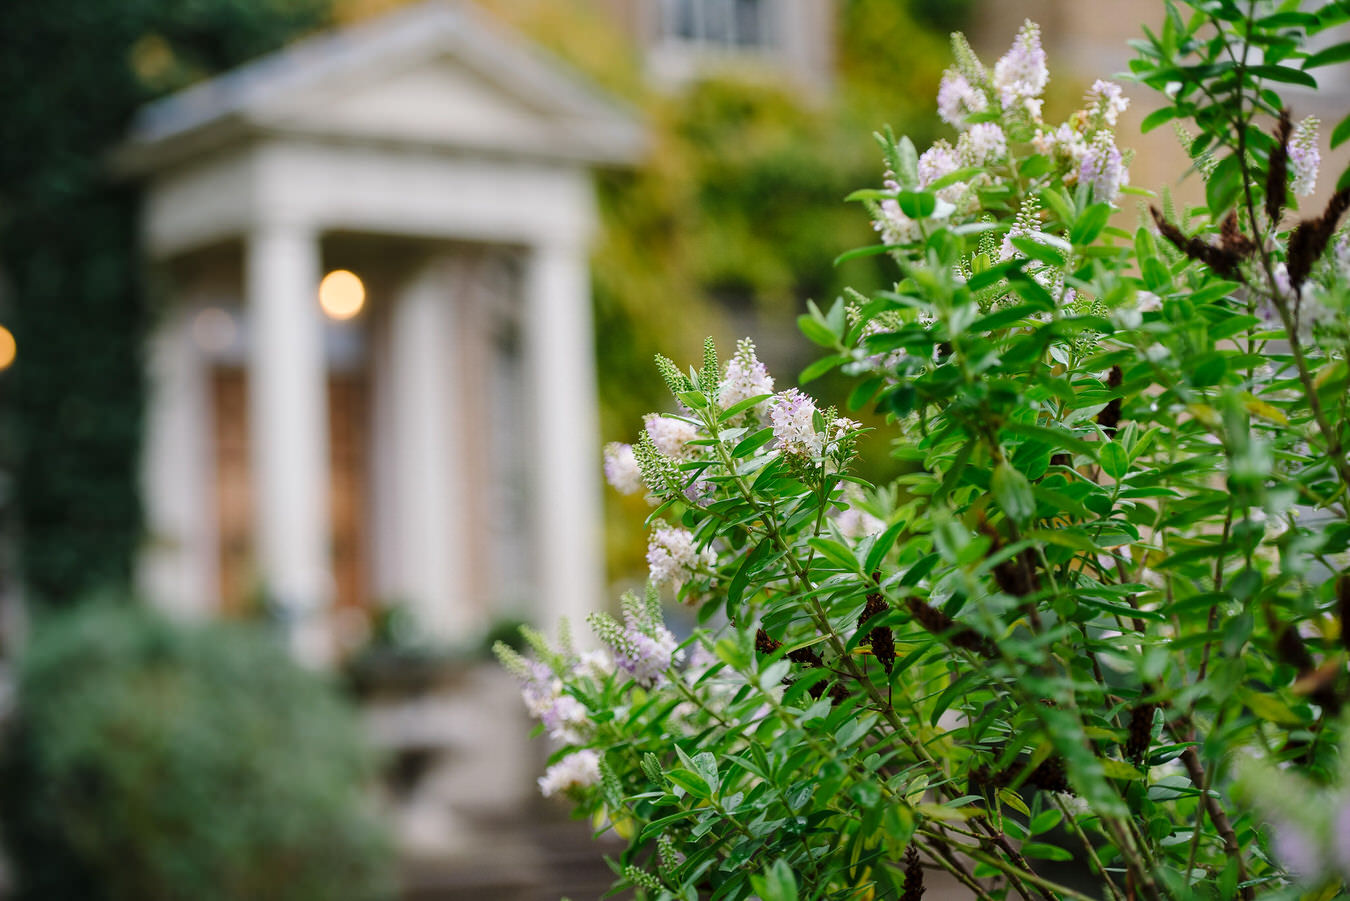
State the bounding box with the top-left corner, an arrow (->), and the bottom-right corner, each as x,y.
647,525 -> 714,588
1080,130 -> 1129,203
520,659 -> 592,745
1290,115 -> 1320,196
718,338 -> 775,417
602,442 -> 645,495
875,20 -> 1133,257
937,70 -> 989,129
590,592 -> 681,687
644,414 -> 700,460
770,388 -> 824,456
538,749 -> 602,798
1087,79 -> 1129,126
992,20 -> 1049,118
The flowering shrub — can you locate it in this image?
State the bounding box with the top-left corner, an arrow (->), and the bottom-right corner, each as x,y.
500,4 -> 1350,899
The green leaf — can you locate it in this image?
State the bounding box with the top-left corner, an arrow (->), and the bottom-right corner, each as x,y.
800,353 -> 845,384
1021,842 -> 1074,862
665,769 -> 710,799
798,314 -> 839,348
1098,442 -> 1129,479
727,538 -> 773,617
1029,808 -> 1063,835
732,428 -> 775,458
1011,235 -> 1067,267
689,751 -> 720,795
1247,64 -> 1317,87
927,166 -> 985,190
865,520 -> 904,575
752,859 -> 798,901
1100,758 -> 1144,780
967,259 -> 1026,291
1332,111 -> 1350,149
1189,352 -> 1228,387
897,190 -> 937,219
1206,152 -> 1244,217
1241,689 -> 1306,727
1002,421 -> 1098,460
1140,107 -> 1178,132
1006,271 -> 1057,308
808,537 -> 860,573
1303,40 -> 1350,68
992,462 -> 1036,524
719,393 -> 773,422
1071,203 -> 1112,246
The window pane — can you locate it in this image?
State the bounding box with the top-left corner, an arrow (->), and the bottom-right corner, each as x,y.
733,0 -> 768,47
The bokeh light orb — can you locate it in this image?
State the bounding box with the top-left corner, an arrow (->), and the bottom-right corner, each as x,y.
318,270 -> 365,320
0,325 -> 15,371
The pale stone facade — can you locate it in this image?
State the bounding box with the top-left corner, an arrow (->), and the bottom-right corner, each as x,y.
119,1 -> 644,664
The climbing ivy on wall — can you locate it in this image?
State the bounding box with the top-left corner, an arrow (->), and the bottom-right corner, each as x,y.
0,0 -> 331,609
473,0 -> 963,578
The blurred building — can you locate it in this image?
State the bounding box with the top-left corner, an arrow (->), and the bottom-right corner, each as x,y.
118,2 -> 647,665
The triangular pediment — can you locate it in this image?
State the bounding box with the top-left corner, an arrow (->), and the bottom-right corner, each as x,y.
117,2 -> 644,173
263,52 -> 561,153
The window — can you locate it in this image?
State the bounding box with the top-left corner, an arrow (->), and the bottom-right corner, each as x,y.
660,0 -> 774,50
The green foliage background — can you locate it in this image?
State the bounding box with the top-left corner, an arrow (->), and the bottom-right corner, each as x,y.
0,602 -> 393,900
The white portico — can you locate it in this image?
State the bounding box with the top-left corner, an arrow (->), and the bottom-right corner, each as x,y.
120,2 -> 643,664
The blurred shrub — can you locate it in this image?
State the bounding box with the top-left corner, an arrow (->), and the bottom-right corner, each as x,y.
0,603 -> 394,901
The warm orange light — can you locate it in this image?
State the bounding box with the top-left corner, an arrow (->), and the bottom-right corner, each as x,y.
0,325 -> 15,371
318,269 -> 366,320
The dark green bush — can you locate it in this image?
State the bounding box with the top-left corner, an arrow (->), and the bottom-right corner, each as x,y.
0,603 -> 394,901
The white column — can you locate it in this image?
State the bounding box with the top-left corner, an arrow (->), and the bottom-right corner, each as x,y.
521,240 -> 604,637
388,256 -> 472,641
138,306 -> 214,619
246,222 -> 333,665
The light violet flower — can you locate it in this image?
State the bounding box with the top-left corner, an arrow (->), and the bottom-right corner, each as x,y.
937,69 -> 989,128
859,318 -> 908,376
993,20 -> 1048,115
1032,123 -> 1089,177
828,416 -> 862,447
718,338 -> 775,415
591,595 -> 681,687
542,694 -> 589,745
622,628 -> 680,685
647,526 -> 713,588
1334,233 -> 1350,278
874,172 -> 918,245
644,414 -> 700,460
1290,116 -> 1320,196
1271,816 -> 1325,882
574,649 -> 614,681
1079,131 -> 1128,202
770,388 -> 824,456
1087,80 -> 1129,126
957,122 -> 1008,167
918,140 -> 961,188
538,749 -> 602,798
683,478 -> 714,505
520,660 -> 562,720
602,442 -> 645,495
1333,800 -> 1350,880
518,661 -> 589,744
